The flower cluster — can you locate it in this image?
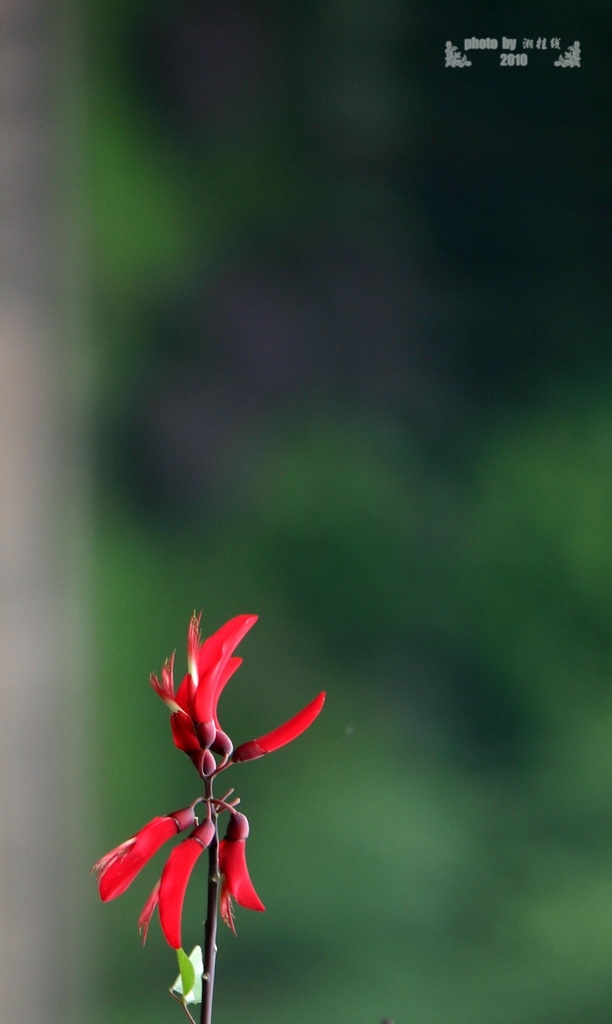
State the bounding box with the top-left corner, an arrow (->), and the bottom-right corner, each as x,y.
93,613 -> 325,949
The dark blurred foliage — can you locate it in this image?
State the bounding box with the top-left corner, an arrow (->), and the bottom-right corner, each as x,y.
84,1 -> 612,1022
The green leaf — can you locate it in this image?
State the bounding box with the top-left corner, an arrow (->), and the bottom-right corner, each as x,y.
177,947 -> 195,1001
171,946 -> 203,1005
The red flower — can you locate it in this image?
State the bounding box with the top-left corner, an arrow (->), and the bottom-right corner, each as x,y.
93,806 -> 196,902
148,651 -> 181,711
231,691 -> 326,763
219,813 -> 265,934
150,613 -> 258,762
158,820 -> 216,948
95,612 -> 325,949
150,650 -> 201,755
190,614 -> 256,726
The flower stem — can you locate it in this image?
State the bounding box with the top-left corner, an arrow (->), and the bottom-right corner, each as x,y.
170,989 -> 197,1023
200,780 -> 219,1024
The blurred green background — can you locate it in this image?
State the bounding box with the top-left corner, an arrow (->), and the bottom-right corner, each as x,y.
81,2 -> 612,1022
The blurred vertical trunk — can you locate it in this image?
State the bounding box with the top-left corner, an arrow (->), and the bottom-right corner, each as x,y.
0,0 -> 88,1020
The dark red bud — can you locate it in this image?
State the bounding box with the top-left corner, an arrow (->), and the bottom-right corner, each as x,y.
200,749 -> 217,777
194,720 -> 216,749
192,819 -> 216,848
211,728 -> 233,758
168,806 -> 197,832
230,740 -> 265,764
189,748 -> 217,777
225,811 -> 250,842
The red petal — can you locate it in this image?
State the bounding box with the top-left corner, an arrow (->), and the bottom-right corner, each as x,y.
98,817 -> 179,901
158,837 -> 206,949
198,615 -> 257,677
138,880 -> 160,945
220,886 -> 236,934
92,838 -> 133,879
232,692 -> 325,762
170,709 -> 200,755
149,653 -> 180,710
174,672 -> 195,715
212,656 -> 242,726
192,615 -> 257,724
219,838 -> 265,914
187,612 -> 202,681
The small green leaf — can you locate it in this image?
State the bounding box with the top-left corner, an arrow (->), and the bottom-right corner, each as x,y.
171,946 -> 203,1005
177,947 -> 196,1001
187,947 -> 203,1006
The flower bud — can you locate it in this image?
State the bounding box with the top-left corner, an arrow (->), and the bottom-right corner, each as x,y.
225,811 -> 250,842
168,806 -> 197,832
211,728 -> 233,758
194,719 -> 216,749
192,819 -> 216,848
198,749 -> 217,778
231,740 -> 264,763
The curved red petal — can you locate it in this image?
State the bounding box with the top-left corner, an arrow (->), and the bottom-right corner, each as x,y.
197,615 -> 257,677
92,838 -> 133,880
158,837 -> 206,949
232,692 -> 326,762
220,885 -> 236,933
170,709 -> 200,755
187,612 -> 202,681
212,656 -> 242,726
219,838 -> 265,914
149,653 -> 182,711
99,817 -> 178,901
193,616 -> 257,725
174,672 -> 195,715
138,880 -> 160,945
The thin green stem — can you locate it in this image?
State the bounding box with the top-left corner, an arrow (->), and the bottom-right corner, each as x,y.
169,989 -> 197,1024
200,778 -> 219,1024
